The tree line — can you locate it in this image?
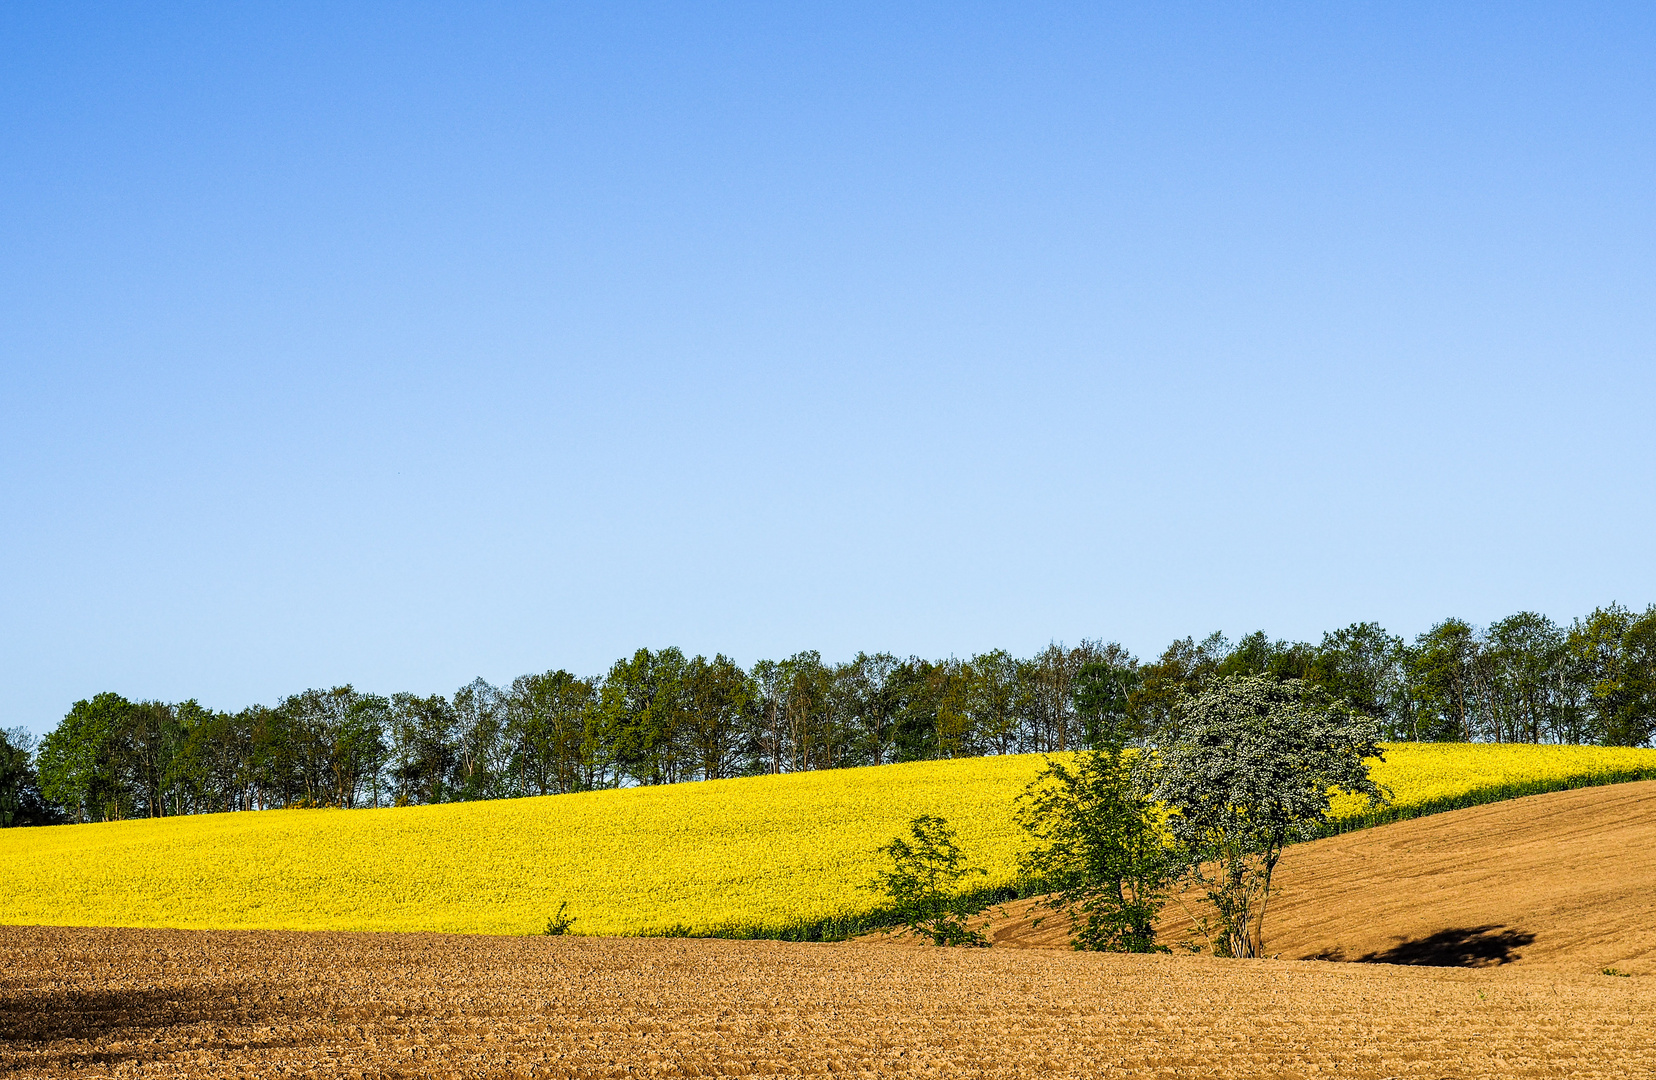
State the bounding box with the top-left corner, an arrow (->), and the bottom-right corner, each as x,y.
3,602 -> 1652,826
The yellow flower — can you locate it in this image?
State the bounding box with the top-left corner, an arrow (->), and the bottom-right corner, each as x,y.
3,744 -> 1651,937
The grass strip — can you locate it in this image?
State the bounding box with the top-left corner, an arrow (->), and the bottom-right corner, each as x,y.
1320,767 -> 1656,837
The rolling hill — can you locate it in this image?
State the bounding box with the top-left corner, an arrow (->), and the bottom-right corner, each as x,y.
3,743 -> 1654,938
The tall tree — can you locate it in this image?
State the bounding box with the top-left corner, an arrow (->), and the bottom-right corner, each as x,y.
1568,604 -> 1656,747
779,651 -> 835,771
868,815 -> 989,947
1019,641 -> 1112,753
452,679 -> 508,800
1072,644 -> 1141,749
1218,632 -> 1315,682
1148,676 -> 1386,958
506,670 -> 600,795
37,692 -> 134,822
1479,613 -> 1572,744
599,648 -> 692,785
1307,623 -> 1410,738
967,650 -> 1024,755
683,654 -> 753,780
389,692 -> 457,804
1016,746 -> 1169,952
1129,632 -> 1229,734
1619,607 -> 1656,748
1408,619 -> 1480,741
889,657 -> 946,762
162,700 -> 224,814
0,727 -> 63,827
839,652 -> 902,766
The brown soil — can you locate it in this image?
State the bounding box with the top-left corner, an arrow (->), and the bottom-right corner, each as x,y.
4,924 -> 1654,1078
4,783 -> 1654,1078
968,780 -> 1656,972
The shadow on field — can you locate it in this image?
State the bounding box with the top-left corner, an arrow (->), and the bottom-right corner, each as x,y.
0,983 -> 307,1043
1351,925 -> 1537,968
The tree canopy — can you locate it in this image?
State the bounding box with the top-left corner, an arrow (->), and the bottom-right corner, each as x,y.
6,601 -> 1651,826
1147,675 -> 1387,958
1017,747 -> 1169,952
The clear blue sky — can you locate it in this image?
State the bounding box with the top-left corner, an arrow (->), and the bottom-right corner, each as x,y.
4,3 -> 1654,734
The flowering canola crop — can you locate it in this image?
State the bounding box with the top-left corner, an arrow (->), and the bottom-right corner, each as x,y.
3,743 -> 1653,937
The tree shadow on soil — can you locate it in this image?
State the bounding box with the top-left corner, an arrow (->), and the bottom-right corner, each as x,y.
0,984 -> 307,1042
1312,925 -> 1536,968
0,984 -> 327,1074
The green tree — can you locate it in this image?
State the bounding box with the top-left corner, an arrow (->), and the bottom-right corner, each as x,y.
160,700 -> 223,814
244,703 -> 297,809
889,657 -> 945,762
868,814 -> 989,946
37,692 -> 134,822
599,647 -> 692,785
1016,748 -> 1169,951
839,651 -> 903,766
0,727 -> 63,827
1019,642 -> 1111,753
1408,619 -> 1480,741
933,658 -> 977,760
967,649 -> 1023,755
1307,623 -> 1410,737
1568,604 -> 1656,747
1218,631 -> 1315,682
506,670 -> 600,794
1480,612 -> 1574,744
778,650 -> 834,770
683,654 -> 752,780
1619,608 -> 1656,747
1072,650 -> 1142,749
452,679 -> 508,800
389,692 -> 457,804
276,686 -> 387,807
1129,632 -> 1230,734
1147,675 -> 1387,958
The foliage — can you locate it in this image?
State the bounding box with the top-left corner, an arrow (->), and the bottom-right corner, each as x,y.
868,815 -> 989,946
1072,656 -> 1143,747
37,692 -> 133,822
1569,604 -> 1656,747
0,728 -> 63,827
543,901 -> 576,935
1016,749 -> 1169,951
1148,676 -> 1387,959
22,604 -> 1656,823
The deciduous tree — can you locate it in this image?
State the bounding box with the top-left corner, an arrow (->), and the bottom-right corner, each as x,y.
868,814 -> 988,946
1016,747 -> 1169,951
1148,676 -> 1386,958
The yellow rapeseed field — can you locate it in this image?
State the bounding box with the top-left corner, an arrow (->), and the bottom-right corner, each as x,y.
3,743 -> 1653,937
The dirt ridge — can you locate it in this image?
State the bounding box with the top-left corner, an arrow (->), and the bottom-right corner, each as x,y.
964,779 -> 1656,972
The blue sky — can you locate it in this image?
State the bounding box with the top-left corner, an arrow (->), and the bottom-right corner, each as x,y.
4,3 -> 1654,733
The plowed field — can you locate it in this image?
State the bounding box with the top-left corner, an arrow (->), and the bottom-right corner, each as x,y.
4,925 -> 1654,1079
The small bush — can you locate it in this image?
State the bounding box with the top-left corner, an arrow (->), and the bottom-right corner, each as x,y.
866,814 -> 989,947
543,902 -> 576,936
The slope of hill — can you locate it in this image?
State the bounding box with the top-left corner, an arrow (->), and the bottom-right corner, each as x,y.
3,743 -> 1654,939
973,780 -> 1656,975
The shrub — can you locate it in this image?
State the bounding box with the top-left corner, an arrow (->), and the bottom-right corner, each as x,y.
867,814 -> 989,946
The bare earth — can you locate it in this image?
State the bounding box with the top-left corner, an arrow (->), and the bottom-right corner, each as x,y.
4,782 -> 1655,1078
970,780 -> 1656,972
